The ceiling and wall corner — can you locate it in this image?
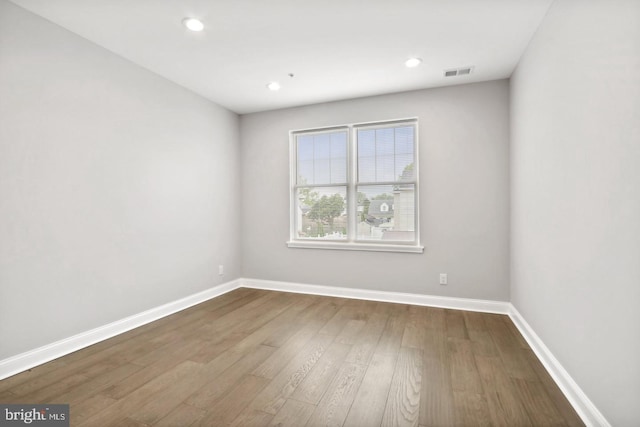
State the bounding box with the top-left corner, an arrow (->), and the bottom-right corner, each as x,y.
8,0 -> 554,114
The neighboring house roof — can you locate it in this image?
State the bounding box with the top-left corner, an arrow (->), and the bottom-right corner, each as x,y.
394,165 -> 415,191
400,165 -> 415,181
368,199 -> 394,218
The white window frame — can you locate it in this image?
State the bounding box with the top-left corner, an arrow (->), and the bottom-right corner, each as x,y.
287,118 -> 423,253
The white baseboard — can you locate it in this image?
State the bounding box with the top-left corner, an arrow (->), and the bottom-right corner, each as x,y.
0,278 -> 507,382
0,276 -> 608,427
0,279 -> 242,381
508,304 -> 610,427
240,278 -> 510,314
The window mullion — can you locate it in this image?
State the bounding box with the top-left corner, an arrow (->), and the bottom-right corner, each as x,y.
348,125 -> 357,243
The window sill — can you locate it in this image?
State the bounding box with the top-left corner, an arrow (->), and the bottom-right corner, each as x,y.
286,240 -> 424,254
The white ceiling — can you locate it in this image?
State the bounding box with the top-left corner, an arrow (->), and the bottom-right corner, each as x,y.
10,0 -> 554,114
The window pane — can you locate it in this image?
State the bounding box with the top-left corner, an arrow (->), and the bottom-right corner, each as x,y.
297,131 -> 347,185
295,187 -> 347,240
314,159 -> 330,183
358,155 -> 375,183
357,129 -> 375,182
396,155 -> 414,181
357,125 -> 415,183
298,159 -> 314,185
375,128 -> 394,181
331,160 -> 347,183
356,184 -> 415,242
314,134 -> 331,159
395,127 -> 414,153
298,135 -> 314,160
330,132 -> 347,183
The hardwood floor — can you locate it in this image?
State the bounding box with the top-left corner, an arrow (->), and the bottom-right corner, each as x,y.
0,288 -> 584,426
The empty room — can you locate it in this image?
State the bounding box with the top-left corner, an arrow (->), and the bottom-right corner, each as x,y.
0,0 -> 638,426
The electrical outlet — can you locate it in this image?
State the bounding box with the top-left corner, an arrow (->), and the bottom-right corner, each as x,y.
218,265 -> 224,276
439,273 -> 448,285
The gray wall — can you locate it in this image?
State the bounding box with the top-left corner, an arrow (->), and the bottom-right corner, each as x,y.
0,1 -> 241,359
510,0 -> 640,425
241,81 -> 510,301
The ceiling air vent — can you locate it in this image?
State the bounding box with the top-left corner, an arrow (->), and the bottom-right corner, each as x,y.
444,66 -> 474,77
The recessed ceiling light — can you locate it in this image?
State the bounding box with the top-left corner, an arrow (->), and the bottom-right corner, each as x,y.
183,18 -> 204,32
267,82 -> 281,91
405,57 -> 422,68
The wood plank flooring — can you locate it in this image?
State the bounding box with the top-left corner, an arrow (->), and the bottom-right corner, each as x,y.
0,288 -> 584,426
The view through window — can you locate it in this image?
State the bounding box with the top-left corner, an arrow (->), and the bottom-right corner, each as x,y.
290,119 -> 421,252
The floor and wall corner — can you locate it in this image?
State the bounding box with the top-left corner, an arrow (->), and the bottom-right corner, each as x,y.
0,0 -> 638,426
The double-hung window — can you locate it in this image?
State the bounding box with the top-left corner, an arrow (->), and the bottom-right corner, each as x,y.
288,118 -> 422,253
